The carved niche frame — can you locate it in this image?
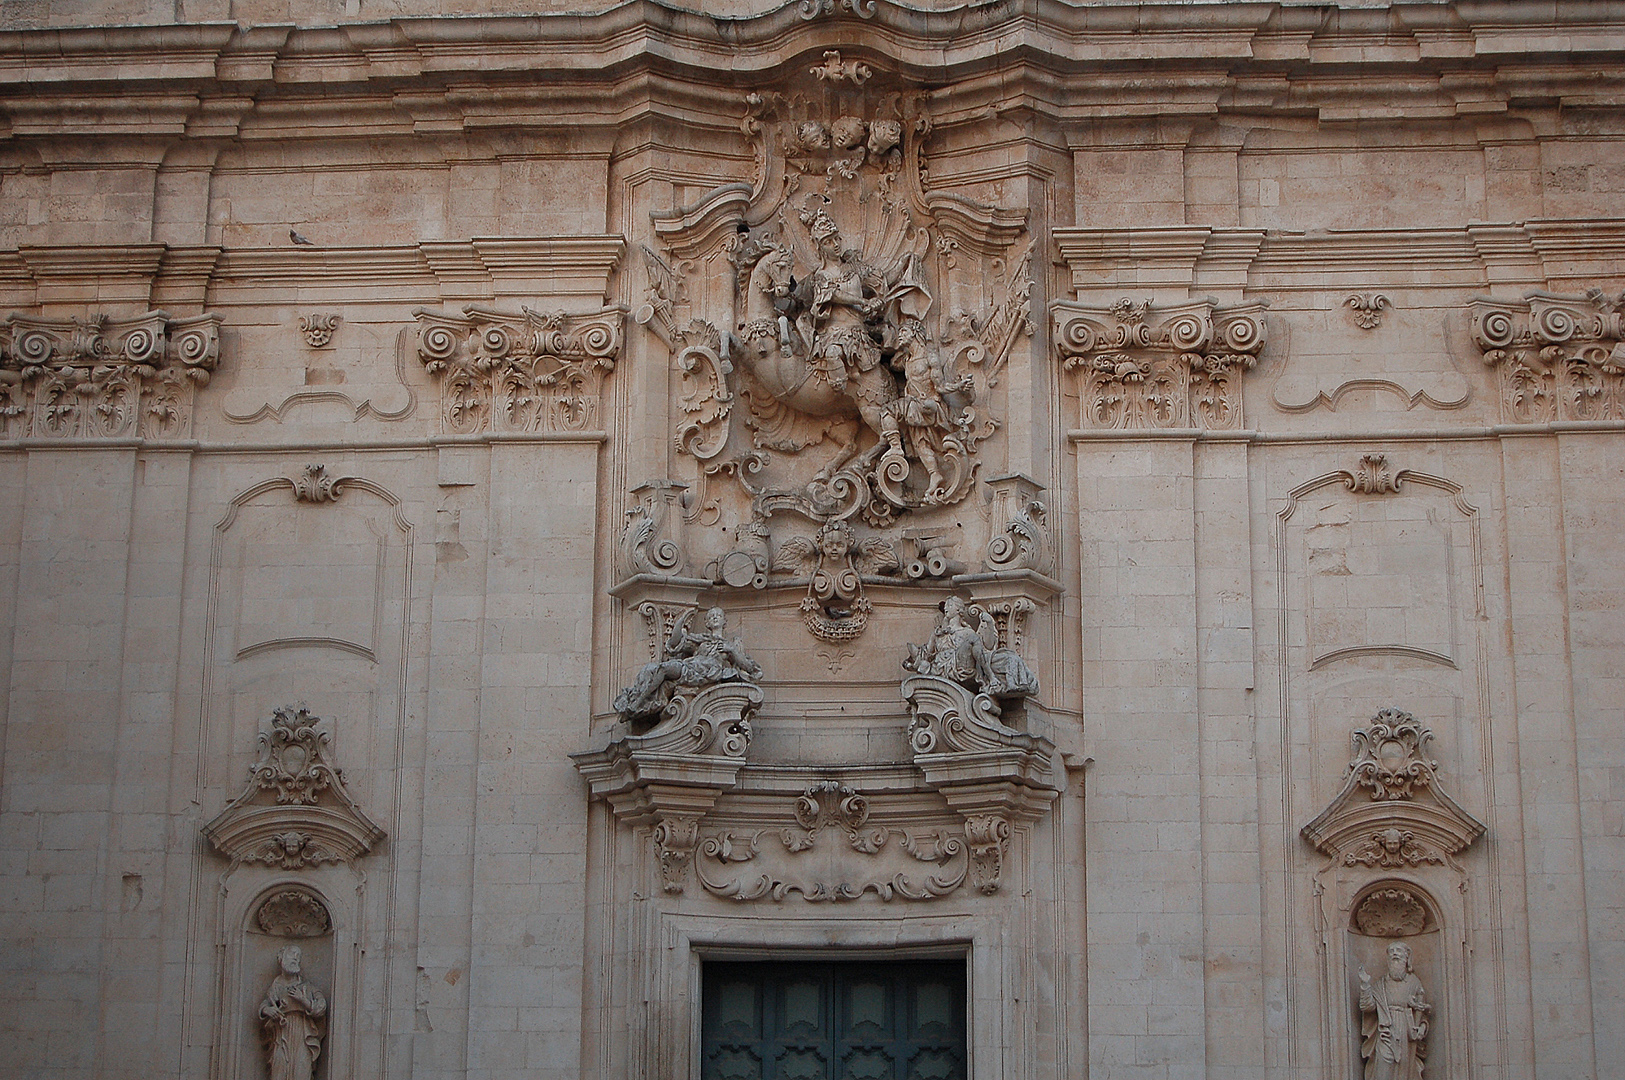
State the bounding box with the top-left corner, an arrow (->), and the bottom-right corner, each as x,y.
1302,708 -> 1486,1080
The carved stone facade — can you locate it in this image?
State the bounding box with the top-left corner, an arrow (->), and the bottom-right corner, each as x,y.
1,4 -> 1623,1080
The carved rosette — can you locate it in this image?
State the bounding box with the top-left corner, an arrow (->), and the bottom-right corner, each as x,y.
203,705 -> 385,868
1302,708 -> 1484,868
1470,290 -> 1625,422
1053,298 -> 1266,429
0,310 -> 221,438
902,674 -> 1060,894
413,304 -> 623,434
572,681 -> 763,893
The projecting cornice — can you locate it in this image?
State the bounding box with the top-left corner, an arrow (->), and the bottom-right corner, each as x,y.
1,2 -> 1622,129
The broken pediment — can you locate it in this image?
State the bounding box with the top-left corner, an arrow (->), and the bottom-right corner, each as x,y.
203,704 -> 385,869
1301,707 -> 1485,868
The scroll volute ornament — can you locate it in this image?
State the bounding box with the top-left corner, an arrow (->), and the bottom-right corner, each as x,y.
203,705 -> 385,868
413,304 -> 624,434
0,309 -> 221,438
1301,708 -> 1484,868
1052,297 -> 1266,429
1470,288 -> 1625,422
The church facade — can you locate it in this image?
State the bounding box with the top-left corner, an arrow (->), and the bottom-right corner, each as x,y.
0,2 -> 1622,1078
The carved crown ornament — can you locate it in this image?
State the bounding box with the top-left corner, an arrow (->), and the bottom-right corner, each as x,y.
202,705 -> 385,869
413,304 -> 624,435
630,57 -> 1043,643
1469,289 -> 1625,422
0,309 -> 222,439
1301,708 -> 1485,870
1052,296 -> 1267,430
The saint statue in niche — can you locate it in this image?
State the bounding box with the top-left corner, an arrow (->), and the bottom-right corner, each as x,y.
904,595 -> 1038,700
259,944 -> 328,1080
1358,940 -> 1430,1080
613,607 -> 762,720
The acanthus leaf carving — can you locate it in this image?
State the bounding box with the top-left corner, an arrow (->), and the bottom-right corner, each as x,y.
1343,453 -> 1404,496
0,309 -> 221,439
1345,293 -> 1392,330
1470,289 -> 1625,422
413,304 -> 623,434
202,704 -> 385,868
299,313 -> 340,348
1053,298 -> 1266,430
290,464 -> 351,504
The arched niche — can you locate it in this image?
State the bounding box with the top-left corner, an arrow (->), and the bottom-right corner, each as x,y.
214,867 -> 365,1080
1302,708 -> 1484,1078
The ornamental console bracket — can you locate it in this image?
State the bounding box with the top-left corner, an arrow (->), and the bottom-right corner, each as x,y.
902,674 -> 1060,894
572,681 -> 763,894
202,704 -> 386,869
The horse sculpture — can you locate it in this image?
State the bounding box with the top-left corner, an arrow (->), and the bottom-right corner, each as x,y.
735,224 -> 904,484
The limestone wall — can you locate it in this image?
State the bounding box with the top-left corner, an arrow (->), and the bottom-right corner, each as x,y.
0,3 -> 1621,1078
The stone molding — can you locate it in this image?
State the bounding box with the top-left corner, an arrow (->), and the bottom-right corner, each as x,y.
1053,297 -> 1267,430
0,308 -> 221,439
1470,288 -> 1625,423
202,705 -> 386,869
413,303 -> 624,435
571,682 -> 763,894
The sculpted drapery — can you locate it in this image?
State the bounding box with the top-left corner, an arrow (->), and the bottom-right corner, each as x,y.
260,945 -> 327,1080
1358,941 -> 1430,1080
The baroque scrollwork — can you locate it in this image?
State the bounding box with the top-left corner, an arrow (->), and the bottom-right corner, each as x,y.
202,705 -> 386,868
413,304 -> 623,434
1470,289 -> 1625,422
1053,297 -> 1266,429
1301,707 -> 1485,868
692,782 -> 971,903
0,309 -> 221,438
1349,709 -> 1438,801
646,64 -> 1032,640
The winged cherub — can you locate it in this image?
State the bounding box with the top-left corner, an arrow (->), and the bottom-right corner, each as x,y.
773,521 -> 900,625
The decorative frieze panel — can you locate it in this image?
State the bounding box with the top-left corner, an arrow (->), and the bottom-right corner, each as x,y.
0,309 -> 221,438
413,304 -> 623,434
202,705 -> 385,869
1470,289 -> 1625,422
1052,297 -> 1266,429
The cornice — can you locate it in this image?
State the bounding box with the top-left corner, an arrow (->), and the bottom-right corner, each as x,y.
0,2 -> 1622,129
